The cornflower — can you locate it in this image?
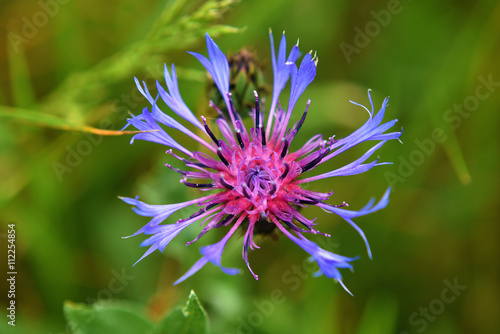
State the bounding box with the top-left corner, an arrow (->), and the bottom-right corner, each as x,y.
120,31 -> 401,294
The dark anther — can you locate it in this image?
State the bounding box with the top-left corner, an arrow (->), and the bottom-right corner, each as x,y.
283,220 -> 309,233
236,128 -> 245,149
186,161 -> 209,169
254,91 -> 260,130
252,91 -> 267,146
202,116 -> 219,145
226,93 -> 238,120
220,174 -> 233,189
294,215 -> 314,231
205,203 -> 218,211
294,100 -> 310,135
242,182 -> 251,198
187,203 -> 218,220
261,126 -> 266,147
217,147 -> 230,167
166,164 -> 187,176
298,198 -> 319,205
280,139 -> 289,159
269,181 -> 277,195
215,214 -> 235,228
301,155 -> 323,172
302,147 -> 330,172
182,179 -> 214,188
280,163 -> 290,179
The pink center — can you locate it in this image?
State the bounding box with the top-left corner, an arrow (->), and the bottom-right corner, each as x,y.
221,143 -> 289,216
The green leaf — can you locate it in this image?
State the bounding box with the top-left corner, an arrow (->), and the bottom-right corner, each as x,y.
154,290 -> 209,334
64,300 -> 153,334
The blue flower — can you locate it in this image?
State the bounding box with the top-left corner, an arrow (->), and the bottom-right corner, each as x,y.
120,31 -> 401,293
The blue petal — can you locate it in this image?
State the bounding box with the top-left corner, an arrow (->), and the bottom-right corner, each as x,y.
153,64 -> 204,130
173,257 -> 209,285
284,232 -> 356,293
149,102 -> 215,153
287,52 -> 317,112
189,33 -> 230,107
126,108 -> 192,156
173,237 -> 242,285
200,242 -> 242,275
268,31 -> 301,126
139,221 -> 192,251
119,196 -> 207,237
150,103 -> 196,137
320,188 -> 391,220
134,77 -> 155,104
317,188 -> 391,258
287,43 -> 300,64
328,92 -> 402,157
173,217 -> 244,285
133,220 -> 193,265
315,141 -> 386,180
277,32 -> 287,70
205,34 -> 230,91
299,141 -> 388,184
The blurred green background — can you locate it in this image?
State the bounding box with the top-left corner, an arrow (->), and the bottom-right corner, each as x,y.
1,0 -> 499,333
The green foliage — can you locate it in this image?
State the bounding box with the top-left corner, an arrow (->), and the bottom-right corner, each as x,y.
63,291 -> 208,334
1,0 -> 242,132
64,300 -> 153,334
154,290 -> 209,334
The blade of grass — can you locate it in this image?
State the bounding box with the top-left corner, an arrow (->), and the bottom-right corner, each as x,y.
7,41 -> 36,109
0,105 -> 153,136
